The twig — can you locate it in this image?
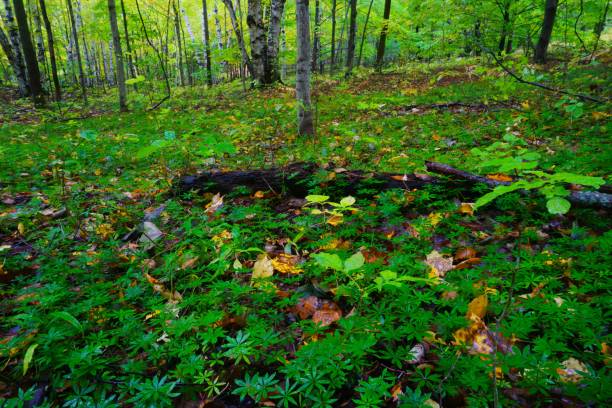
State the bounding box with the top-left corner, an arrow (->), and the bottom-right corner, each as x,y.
474,40 -> 606,103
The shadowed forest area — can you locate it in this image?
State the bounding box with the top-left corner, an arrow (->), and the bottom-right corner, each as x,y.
0,0 -> 611,406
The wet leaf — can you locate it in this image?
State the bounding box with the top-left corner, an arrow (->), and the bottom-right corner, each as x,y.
467,294 -> 488,320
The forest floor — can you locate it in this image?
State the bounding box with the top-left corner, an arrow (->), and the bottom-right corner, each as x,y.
0,58 -> 611,407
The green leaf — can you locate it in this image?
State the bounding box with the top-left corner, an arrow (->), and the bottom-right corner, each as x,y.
23,343 -> 38,375
474,180 -> 544,209
51,311 -> 83,333
547,197 -> 571,215
125,75 -> 145,85
344,252 -> 365,272
305,195 -> 329,203
339,196 -> 356,207
313,252 -> 343,271
550,173 -> 605,188
380,270 -> 397,280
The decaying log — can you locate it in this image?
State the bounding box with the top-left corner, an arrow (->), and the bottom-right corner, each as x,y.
178,162 -> 436,196
425,161 -> 612,209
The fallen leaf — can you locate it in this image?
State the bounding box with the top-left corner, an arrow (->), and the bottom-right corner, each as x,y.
391,383 -> 403,401
205,193 -> 224,215
252,255 -> 274,281
467,295 -> 488,320
326,214 -> 343,226
425,250 -> 453,278
455,247 -> 477,261
454,257 -> 482,270
312,302 -> 342,327
181,257 -> 199,270
271,256 -> 303,274
406,343 -> 426,364
427,212 -> 442,227
458,202 -> 475,215
295,296 -> 320,319
557,358 -> 587,383
139,222 -> 163,248
487,173 -> 513,182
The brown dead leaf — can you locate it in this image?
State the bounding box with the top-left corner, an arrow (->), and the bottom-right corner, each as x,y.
326,214 -> 344,226
454,257 -> 482,270
181,257 -> 199,270
557,358 -> 587,383
425,250 -> 453,278
312,302 -> 342,327
391,383 -> 403,401
205,193 -> 224,215
455,247 -> 477,261
295,296 -> 321,319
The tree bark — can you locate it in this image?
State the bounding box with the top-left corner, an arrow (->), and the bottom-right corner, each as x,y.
66,0 -> 87,104
38,0 -> 60,100
266,0 -> 285,83
345,0 -> 357,77
246,0 -> 266,84
330,0 -> 336,69
295,0 -> 313,136
179,163 -> 434,196
119,0 -> 137,79
108,0 -> 127,111
534,0 -> 558,63
312,0 -> 320,72
31,0 -> 46,83
357,0 -> 375,66
2,0 -> 29,96
13,0 -> 45,105
202,0 -> 213,86
173,1 -> 186,86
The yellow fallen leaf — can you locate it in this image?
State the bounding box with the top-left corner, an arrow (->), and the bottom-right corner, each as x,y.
467,295 -> 488,320
251,255 -> 274,282
17,222 -> 25,235
458,202 -> 475,215
428,212 -> 442,226
326,214 -> 343,226
271,257 -> 303,274
486,173 -> 513,182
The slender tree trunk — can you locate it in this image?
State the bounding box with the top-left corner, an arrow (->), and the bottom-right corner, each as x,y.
312,0 -> 320,72
357,0 -> 375,66
108,0 -> 127,111
498,7 -> 510,54
280,13 -> 286,79
13,0 -> 45,105
330,0 -> 336,69
119,0 -> 137,78
213,0 -> 223,50
296,0 -> 313,136
31,0 -> 46,82
76,0 -> 91,87
66,0 -> 87,104
534,0 -> 558,63
173,1 -> 186,86
266,0 -> 285,83
38,0 -> 60,100
375,0 -> 391,68
345,0 -> 357,77
202,0 -> 213,86
2,0 -> 29,96
222,0 -> 253,76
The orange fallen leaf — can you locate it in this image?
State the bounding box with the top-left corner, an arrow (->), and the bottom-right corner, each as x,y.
454,257 -> 482,270
455,247 -> 477,261
486,173 -> 513,182
326,214 -> 343,226
458,202 -> 475,215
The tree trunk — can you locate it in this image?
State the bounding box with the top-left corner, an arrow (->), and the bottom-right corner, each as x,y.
330,0 -> 336,69
173,1 -> 186,86
498,5 -> 510,54
119,0 -> 137,78
202,0 -> 213,86
31,0 -> 47,83
246,0 -> 266,84
222,0 -> 254,77
13,0 -> 45,105
38,0 -> 60,100
295,0 -> 313,136
213,0 -> 223,50
2,0 -> 29,96
357,0 -> 375,66
66,0 -> 87,104
265,0 -> 285,83
534,0 -> 558,63
108,0 -> 127,111
345,0 -> 357,77
312,0 -> 320,72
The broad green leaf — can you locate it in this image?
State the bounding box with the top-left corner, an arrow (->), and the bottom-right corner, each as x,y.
305,195 -> 329,203
23,343 -> 38,375
474,180 -> 544,209
51,311 -> 83,333
550,173 -> 605,188
125,75 -> 145,85
339,196 -> 356,207
380,270 -> 397,280
313,252 -> 343,271
344,252 -> 365,272
547,197 -> 571,215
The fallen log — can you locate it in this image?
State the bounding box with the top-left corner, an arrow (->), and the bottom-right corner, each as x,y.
425,161 -> 612,209
178,162 -> 436,196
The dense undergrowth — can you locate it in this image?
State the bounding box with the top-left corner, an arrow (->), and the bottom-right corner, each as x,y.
1,59 -> 611,407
